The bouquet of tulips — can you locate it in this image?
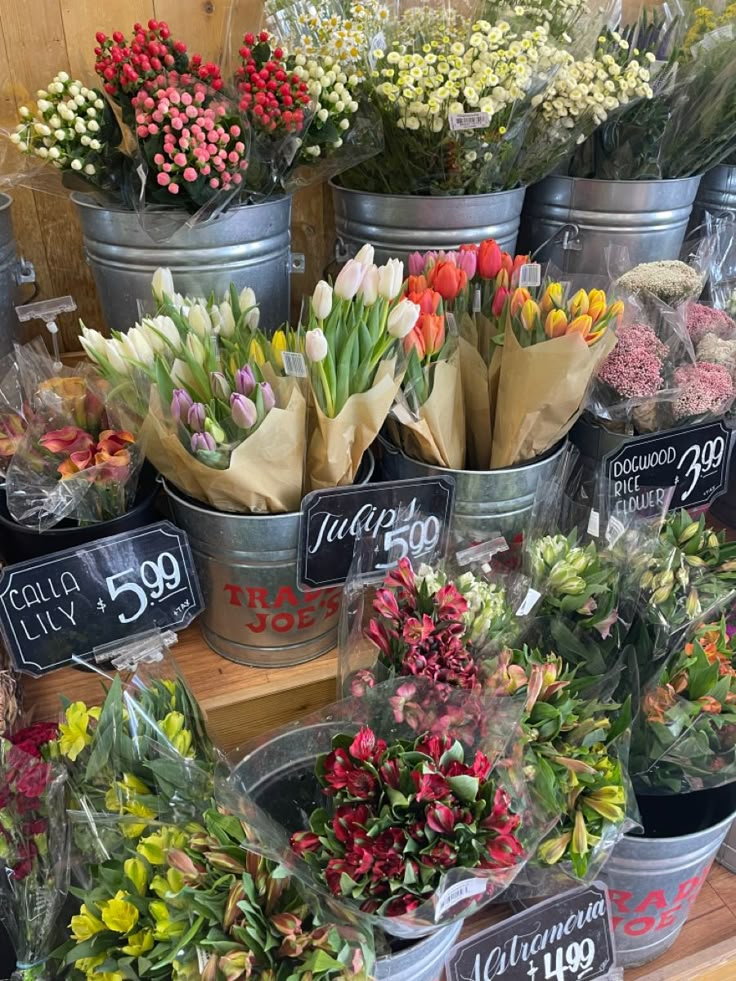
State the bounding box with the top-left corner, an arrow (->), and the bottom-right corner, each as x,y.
0,340 -> 144,530
0,722 -> 69,981
79,268 -> 307,513
301,245 -> 412,489
632,619 -> 736,796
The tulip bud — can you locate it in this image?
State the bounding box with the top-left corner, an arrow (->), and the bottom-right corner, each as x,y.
248,337 -> 265,365
457,249 -> 477,280
205,417 -> 226,443
121,327 -> 155,366
354,243 -> 375,266
608,300 -> 625,322
148,315 -> 179,348
378,258 -> 404,301
260,381 -> 276,411
218,301 -> 236,338
544,309 -> 568,339
587,288 -> 608,324
171,358 -> 196,390
387,299 -> 421,339
271,329 -> 287,368
188,303 -> 212,339
235,365 -> 256,396
306,328 -> 329,362
510,287 -> 532,316
245,306 -> 260,330
239,286 -> 257,312
569,289 -> 590,317
152,266 -> 175,302
519,298 -> 540,332
567,315 -> 593,341
171,389 -> 193,423
334,259 -> 365,300
231,393 -> 257,430
312,280 -> 333,321
186,333 -> 206,363
191,432 -> 216,453
187,402 -> 206,432
358,265 -> 379,306
210,371 -> 231,401
540,282 -> 564,314
408,251 -> 425,276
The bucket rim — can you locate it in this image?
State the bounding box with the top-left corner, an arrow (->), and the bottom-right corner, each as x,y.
163,479 -> 301,521
0,192 -> 11,212
379,434 -> 567,478
329,179 -> 527,204
624,806 -> 736,845
69,190 -> 291,215
533,174 -> 703,191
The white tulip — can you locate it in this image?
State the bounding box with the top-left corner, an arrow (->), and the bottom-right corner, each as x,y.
152,267 -> 175,302
354,243 -> 375,267
120,326 -> 155,366
218,301 -> 236,338
145,315 -> 179,349
188,303 -> 212,339
245,306 -> 260,330
334,259 -> 365,301
105,338 -> 130,375
79,324 -> 107,363
239,286 -> 257,312
312,280 -> 333,321
171,358 -> 196,389
378,259 -> 404,301
305,328 -> 329,362
186,333 -> 207,363
358,265 -> 379,306
387,299 -> 420,339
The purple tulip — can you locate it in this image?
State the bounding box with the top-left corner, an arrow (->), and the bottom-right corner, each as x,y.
260,381 -> 275,412
235,365 -> 256,396
457,250 -> 477,280
171,389 -> 193,424
187,402 -> 206,432
191,431 -> 216,453
408,251 -> 425,276
230,392 -> 257,430
423,250 -> 438,271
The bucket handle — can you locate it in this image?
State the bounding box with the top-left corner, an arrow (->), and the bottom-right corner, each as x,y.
335,236 -> 354,264
531,222 -> 582,260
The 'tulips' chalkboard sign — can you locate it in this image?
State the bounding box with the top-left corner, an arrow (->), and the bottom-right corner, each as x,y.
603,419 -> 734,519
298,476 -> 455,589
0,521 -> 203,676
446,883 -> 617,981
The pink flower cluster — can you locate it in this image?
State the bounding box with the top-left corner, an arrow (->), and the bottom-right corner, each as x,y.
132,78 -> 247,195
597,322 -> 666,399
292,728 -> 523,917
686,303 -> 736,346
673,361 -> 735,421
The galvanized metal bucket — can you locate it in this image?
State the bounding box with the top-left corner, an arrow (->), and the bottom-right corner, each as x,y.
376,922 -> 462,981
163,452 -> 373,667
72,192 -> 298,332
378,435 -> 567,543
598,807 -> 736,967
0,193 -> 35,359
331,181 -> 527,264
691,164 -> 736,229
717,818 -> 736,873
518,176 -> 703,275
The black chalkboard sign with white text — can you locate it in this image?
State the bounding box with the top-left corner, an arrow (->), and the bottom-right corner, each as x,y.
298,476 -> 455,589
446,883 -> 616,981
603,419 -> 734,519
0,521 -> 203,676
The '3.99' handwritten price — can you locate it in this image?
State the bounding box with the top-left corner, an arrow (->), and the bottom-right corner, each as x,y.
99,552 -> 182,623
676,434 -> 727,503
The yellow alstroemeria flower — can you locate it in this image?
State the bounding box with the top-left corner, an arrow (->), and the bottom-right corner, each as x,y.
137,826 -> 187,866
151,867 -> 185,899
99,890 -> 140,935
121,800 -> 158,839
124,857 -> 149,896
160,711 -> 193,757
121,928 -> 154,957
150,900 -> 186,941
76,954 -> 106,978
58,702 -> 101,761
70,904 -> 106,942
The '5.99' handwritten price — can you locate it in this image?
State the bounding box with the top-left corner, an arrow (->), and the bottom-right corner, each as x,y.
101,552 -> 182,624
376,514 -> 442,569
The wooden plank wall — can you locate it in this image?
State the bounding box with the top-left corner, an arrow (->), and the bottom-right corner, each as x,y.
0,0 -> 645,350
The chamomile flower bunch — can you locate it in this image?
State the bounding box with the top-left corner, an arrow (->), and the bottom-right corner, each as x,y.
292,52 -> 362,158
11,73 -> 118,185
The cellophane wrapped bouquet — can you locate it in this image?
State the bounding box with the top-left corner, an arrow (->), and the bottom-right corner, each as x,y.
52,640 -> 373,981
0,722 -> 68,981
0,340 -> 144,530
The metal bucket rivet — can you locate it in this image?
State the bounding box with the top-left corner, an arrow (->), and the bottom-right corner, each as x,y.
331,181 -> 527,264
518,176 -> 703,275
71,192 -> 293,332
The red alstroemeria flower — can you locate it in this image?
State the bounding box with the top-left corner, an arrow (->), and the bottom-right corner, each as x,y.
291,831 -> 321,855
426,803 -> 457,835
412,770 -> 450,803
402,614 -> 435,645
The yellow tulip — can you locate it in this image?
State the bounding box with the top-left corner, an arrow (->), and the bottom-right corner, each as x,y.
587,288 -> 608,324
569,288 -> 590,317
99,891 -> 140,935
544,309 -> 568,339
58,702 -> 101,761
70,904 -> 106,942
121,928 -> 154,957
510,286 -> 532,316
519,298 -> 540,332
271,329 -> 288,369
540,281 -> 564,314
566,314 -> 593,342
608,299 -> 625,322
248,337 -> 266,366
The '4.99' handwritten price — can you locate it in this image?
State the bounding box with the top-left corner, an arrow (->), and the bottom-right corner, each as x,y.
101,552 -> 182,624
527,940 -> 597,981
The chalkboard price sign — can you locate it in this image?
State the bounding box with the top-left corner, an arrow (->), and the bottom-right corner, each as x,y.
298,476 -> 455,589
0,521 -> 203,676
446,884 -> 616,981
604,420 -> 734,519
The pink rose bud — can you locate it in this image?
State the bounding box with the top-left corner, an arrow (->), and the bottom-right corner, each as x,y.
230,392 -> 257,430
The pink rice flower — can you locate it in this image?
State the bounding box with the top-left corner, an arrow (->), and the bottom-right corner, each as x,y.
597,322 -> 665,398
673,361 -> 735,421
686,303 -> 736,345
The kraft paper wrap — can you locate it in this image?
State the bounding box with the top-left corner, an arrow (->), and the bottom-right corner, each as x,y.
490,324 -> 617,469
389,352 -> 466,469
307,358 -> 401,491
139,385 -> 307,514
458,337 -> 491,470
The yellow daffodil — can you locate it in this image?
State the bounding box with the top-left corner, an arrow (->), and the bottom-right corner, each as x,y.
121,928 -> 154,957
99,890 -> 140,934
58,702 -> 101,761
70,904 -> 106,942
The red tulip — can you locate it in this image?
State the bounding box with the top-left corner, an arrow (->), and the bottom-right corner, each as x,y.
429,260 -> 468,301
491,286 -> 509,318
477,239 -> 503,279
408,288 -> 442,316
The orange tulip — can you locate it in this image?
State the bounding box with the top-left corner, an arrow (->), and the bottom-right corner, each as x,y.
418,314 -> 446,357
520,299 -> 540,333
510,287 -> 532,316
429,260 -> 468,301
540,282 -> 564,314
608,300 -> 625,323
566,314 -> 593,341
569,289 -> 590,317
587,288 -> 608,324
407,274 -> 428,294
408,289 -> 442,316
545,309 -> 568,338
477,239 -> 503,279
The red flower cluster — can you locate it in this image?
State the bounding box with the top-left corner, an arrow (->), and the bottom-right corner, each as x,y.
236,32 -> 310,134
292,727 -> 523,917
365,558 -> 477,690
0,723 -> 59,880
94,20 -> 191,96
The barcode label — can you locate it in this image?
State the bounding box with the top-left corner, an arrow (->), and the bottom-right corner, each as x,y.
435,878 -> 487,919
519,263 -> 541,288
282,351 -> 308,378
197,949 -> 209,972
587,509 -> 600,538
516,587 -> 542,616
448,112 -> 491,132
473,288 -> 481,313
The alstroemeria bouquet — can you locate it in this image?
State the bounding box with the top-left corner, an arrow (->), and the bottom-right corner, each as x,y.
301,246 -> 410,488
632,619 -> 736,795
79,268 -> 307,513
0,723 -> 69,981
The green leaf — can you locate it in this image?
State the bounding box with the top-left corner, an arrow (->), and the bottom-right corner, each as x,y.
446,774 -> 480,802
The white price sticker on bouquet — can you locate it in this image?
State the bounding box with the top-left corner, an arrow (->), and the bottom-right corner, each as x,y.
449,111 -> 491,131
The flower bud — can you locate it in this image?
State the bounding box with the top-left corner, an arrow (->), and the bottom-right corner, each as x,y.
191,432 -> 216,453
218,301 -> 236,338
378,258 -> 404,300
239,286 -> 257,312
540,282 -> 564,314
334,259 -> 365,300
171,389 -> 193,423
152,266 -> 175,302
388,299 -> 420,339
271,329 -> 288,368
185,333 -> 206,363
187,403 -> 206,432
569,289 -> 590,317
204,417 -> 225,443
235,365 -> 255,396
519,298 -> 540,332
230,393 -> 257,430
312,280 -> 333,321
305,328 -> 329,362
358,265 -> 379,306
260,382 -> 276,411
567,315 -> 593,341
188,303 -> 212,339
354,243 -> 375,266
210,371 -> 231,401
544,309 -> 568,339
124,857 -> 149,896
